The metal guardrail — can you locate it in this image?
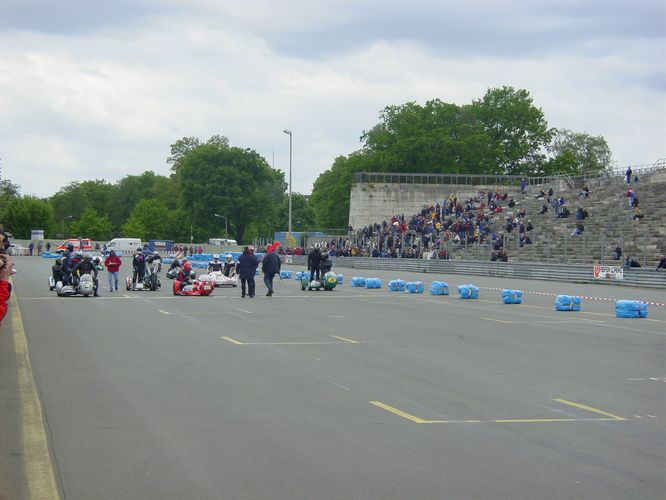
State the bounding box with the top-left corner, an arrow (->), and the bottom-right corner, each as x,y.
286,256 -> 666,289
353,159 -> 665,188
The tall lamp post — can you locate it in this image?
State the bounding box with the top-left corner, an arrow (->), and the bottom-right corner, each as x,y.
214,214 -> 228,240
283,129 -> 293,234
62,215 -> 73,238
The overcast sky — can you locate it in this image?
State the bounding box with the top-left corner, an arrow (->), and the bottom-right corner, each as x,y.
1,0 -> 664,198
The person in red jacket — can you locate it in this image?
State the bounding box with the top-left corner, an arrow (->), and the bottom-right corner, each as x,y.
0,254 -> 13,324
104,250 -> 122,292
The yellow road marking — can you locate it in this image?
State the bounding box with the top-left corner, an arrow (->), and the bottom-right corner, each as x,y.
221,336 -> 244,345
221,336 -> 359,346
331,335 -> 359,344
11,290 -> 62,500
480,317 -> 512,324
553,398 -> 626,420
369,401 -> 431,423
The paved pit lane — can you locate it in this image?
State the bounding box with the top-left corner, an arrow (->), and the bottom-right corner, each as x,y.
4,257 -> 666,500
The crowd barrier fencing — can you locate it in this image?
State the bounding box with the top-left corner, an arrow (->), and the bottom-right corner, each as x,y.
284,256 -> 666,289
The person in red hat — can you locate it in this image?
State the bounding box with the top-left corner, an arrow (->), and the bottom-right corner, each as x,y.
261,241 -> 282,296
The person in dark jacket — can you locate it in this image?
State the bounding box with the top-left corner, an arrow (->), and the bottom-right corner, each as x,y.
237,246 -> 259,298
307,244 -> 321,282
262,242 -> 282,296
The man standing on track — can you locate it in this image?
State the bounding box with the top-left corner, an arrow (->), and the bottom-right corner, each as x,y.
262,242 -> 282,297
238,246 -> 259,298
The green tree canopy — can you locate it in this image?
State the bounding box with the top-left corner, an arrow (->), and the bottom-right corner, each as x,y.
70,208 -> 113,241
49,180 -> 115,224
546,128 -> 613,175
121,199 -> 172,240
176,138 -> 285,244
1,196 -> 55,238
0,179 -> 21,212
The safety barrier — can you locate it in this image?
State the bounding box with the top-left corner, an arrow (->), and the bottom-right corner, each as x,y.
286,257 -> 666,289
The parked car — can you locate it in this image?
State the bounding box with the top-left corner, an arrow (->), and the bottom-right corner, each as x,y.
56,238 -> 93,253
8,243 -> 28,256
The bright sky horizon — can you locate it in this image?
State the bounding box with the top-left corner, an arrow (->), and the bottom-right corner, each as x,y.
1,0 -> 664,198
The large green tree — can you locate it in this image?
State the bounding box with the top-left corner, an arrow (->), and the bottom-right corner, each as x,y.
546,128 -> 613,175
49,180 -> 115,224
121,199 -> 172,240
0,179 -> 21,211
69,207 -> 113,241
176,138 -> 285,244
470,86 -> 554,175
1,196 -> 55,238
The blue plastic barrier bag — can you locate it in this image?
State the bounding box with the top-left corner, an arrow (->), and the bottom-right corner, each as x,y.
458,284 -> 479,299
405,281 -> 425,294
615,300 -> 647,318
295,271 -> 303,280
351,277 -> 367,287
429,281 -> 450,296
388,279 -> 405,292
280,270 -> 292,279
501,289 -> 523,304
365,278 -> 382,289
336,274 -> 344,284
554,295 -> 581,311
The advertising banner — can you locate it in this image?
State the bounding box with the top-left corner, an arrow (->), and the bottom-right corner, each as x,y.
593,264 -> 624,280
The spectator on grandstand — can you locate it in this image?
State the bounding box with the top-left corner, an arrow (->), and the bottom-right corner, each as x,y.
526,220 -> 534,231
507,197 -> 516,208
632,207 -> 644,220
631,195 -> 639,208
612,246 -> 622,260
520,178 -> 527,195
625,166 -> 632,184
517,208 -> 527,218
624,256 -> 641,268
539,204 -> 548,215
656,256 -> 666,271
547,187 -> 554,202
498,248 -> 508,262
627,188 -> 635,207
536,189 -> 546,199
575,207 -> 588,220
560,207 -> 571,218
552,198 -> 560,217
571,221 -> 584,236
579,186 -> 590,198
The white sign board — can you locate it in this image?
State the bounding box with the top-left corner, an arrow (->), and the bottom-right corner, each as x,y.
593,264 -> 624,280
31,229 -> 44,240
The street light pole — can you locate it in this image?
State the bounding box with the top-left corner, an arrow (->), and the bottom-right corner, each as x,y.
283,129 -> 293,234
62,215 -> 73,238
214,214 -> 228,240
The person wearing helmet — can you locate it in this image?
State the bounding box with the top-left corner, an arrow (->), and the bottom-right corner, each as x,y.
132,246 -> 146,285
73,252 -> 100,296
61,244 -> 75,285
177,259 -> 192,282
104,250 -> 122,292
318,250 -> 332,275
223,254 -> 236,277
208,254 -> 223,273
52,257 -> 64,284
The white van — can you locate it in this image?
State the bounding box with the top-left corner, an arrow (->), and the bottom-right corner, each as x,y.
106,238 -> 142,254
209,238 -> 238,246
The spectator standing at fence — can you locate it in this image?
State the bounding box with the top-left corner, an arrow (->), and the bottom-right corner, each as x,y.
28,242 -> 34,256
520,178 -> 527,195
46,241 -> 51,253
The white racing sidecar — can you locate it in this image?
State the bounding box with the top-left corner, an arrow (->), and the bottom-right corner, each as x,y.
198,270 -> 238,287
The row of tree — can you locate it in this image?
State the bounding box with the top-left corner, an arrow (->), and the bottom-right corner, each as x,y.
1,87 -> 612,241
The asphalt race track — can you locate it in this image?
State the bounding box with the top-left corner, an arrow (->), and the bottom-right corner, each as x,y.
4,257 -> 666,500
